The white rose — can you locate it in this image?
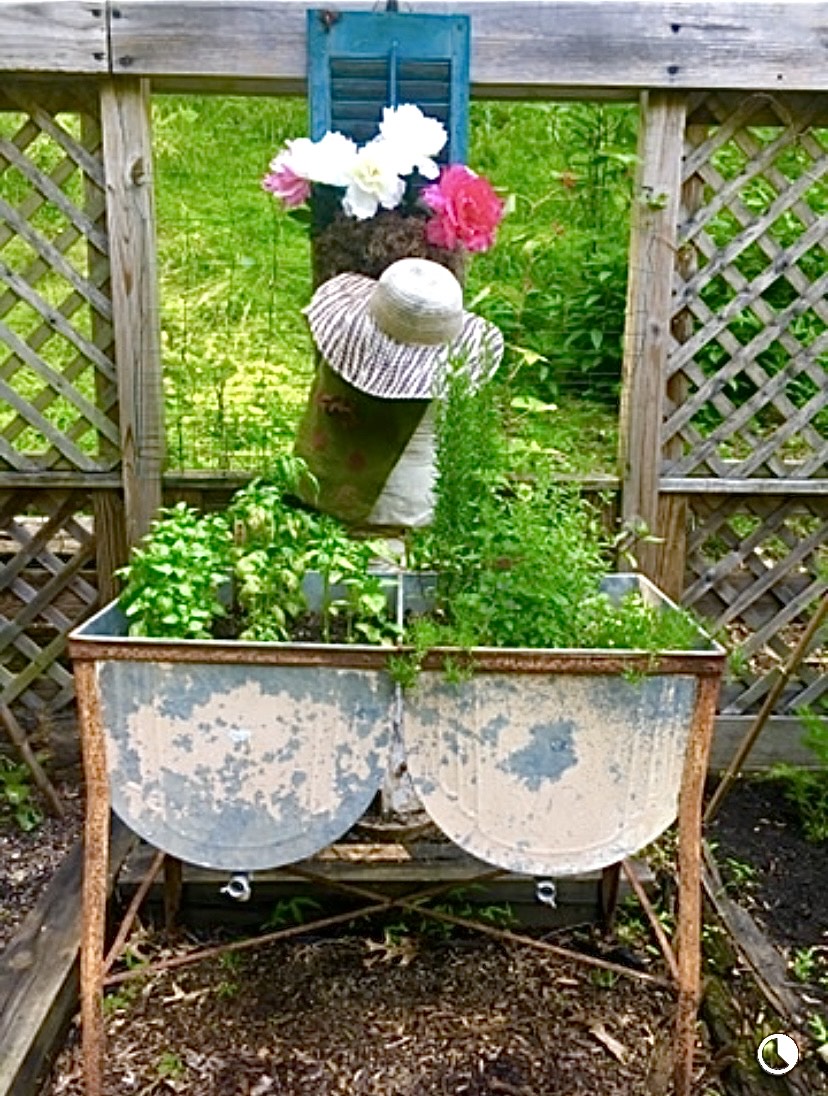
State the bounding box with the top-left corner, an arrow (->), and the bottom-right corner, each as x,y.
342,140 -> 406,219
274,132 -> 357,186
378,103 -> 447,180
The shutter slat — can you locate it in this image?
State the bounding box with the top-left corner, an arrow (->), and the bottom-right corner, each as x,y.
396,82 -> 450,106
398,61 -> 451,81
330,58 -> 388,79
331,77 -> 389,100
331,101 -> 388,122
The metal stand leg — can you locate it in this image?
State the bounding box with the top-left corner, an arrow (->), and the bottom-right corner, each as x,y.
674,675 -> 719,1096
164,855 -> 183,933
599,861 -> 622,931
76,661 -> 110,1096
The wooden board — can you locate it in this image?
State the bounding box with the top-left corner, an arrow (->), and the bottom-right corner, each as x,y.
0,819 -> 135,1096
119,841 -> 653,933
0,3 -> 107,75
0,2 -> 815,94
711,716 -> 822,772
99,79 -> 164,546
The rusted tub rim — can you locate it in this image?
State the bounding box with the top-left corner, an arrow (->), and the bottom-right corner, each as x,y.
68,571 -> 726,677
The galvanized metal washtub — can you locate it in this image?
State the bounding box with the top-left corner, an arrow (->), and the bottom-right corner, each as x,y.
402,574 -> 725,876
69,599 -> 396,872
69,573 -> 724,875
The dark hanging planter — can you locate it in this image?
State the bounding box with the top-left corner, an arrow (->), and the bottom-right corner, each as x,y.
311,204 -> 467,287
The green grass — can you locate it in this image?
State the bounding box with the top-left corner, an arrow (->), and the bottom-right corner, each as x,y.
153,97 -> 314,469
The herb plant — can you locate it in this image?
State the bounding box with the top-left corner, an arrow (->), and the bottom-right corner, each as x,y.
119,457 -> 399,646
411,361 -> 701,654
121,372 -> 702,657
769,707 -> 828,843
118,502 -> 231,638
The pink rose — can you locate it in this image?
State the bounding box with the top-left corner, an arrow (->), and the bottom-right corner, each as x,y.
262,158 -> 311,208
422,165 -> 504,252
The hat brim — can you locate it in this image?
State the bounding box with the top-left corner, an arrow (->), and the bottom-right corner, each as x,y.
303,273 -> 504,399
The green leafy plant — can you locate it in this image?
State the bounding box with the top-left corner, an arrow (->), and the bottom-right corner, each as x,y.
261,895 -> 322,930
156,1051 -> 185,1080
118,457 -> 400,646
0,758 -> 43,832
722,856 -> 758,893
118,502 -> 231,638
119,368 -> 703,660
769,706 -> 828,843
789,946 -> 828,986
409,360 -> 703,657
808,1013 -> 828,1045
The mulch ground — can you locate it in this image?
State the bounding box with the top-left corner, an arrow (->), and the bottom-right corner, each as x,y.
0,782 -> 84,953
46,930 -> 680,1096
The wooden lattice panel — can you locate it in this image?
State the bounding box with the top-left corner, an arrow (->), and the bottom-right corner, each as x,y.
665,92 -> 828,480
685,495 -> 827,716
0,88 -> 118,471
0,489 -> 99,712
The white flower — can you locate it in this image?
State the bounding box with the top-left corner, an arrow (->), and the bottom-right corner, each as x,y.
308,131 -> 359,186
342,140 -> 406,219
377,103 -> 447,180
271,132 -> 357,187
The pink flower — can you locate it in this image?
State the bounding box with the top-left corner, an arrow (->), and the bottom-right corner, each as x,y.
422,165 -> 505,252
262,157 -> 311,208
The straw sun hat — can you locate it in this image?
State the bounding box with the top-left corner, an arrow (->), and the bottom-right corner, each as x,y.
303,258 -> 504,399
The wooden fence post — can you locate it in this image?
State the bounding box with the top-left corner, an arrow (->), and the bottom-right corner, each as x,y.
100,78 -> 164,546
619,91 -> 687,581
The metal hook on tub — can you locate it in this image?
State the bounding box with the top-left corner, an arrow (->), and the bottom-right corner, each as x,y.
535,879 -> 557,909
221,873 -> 252,902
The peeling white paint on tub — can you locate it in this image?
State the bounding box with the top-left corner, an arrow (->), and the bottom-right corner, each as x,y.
405,673 -> 698,876
98,661 -> 394,871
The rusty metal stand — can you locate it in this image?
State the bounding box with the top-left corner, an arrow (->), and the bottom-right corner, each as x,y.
75,660 -> 110,1096
77,666 -> 722,1096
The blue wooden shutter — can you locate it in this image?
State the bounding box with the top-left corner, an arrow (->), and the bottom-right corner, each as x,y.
307,10 -> 470,165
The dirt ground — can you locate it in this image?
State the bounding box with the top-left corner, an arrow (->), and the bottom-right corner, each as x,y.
46,930 -> 682,1096
709,778 -> 828,959
0,781 -> 84,952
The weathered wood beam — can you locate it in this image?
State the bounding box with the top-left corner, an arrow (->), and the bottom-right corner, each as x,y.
0,3 -> 107,75
1,3 -> 827,94
106,2 -> 828,95
711,716 -> 820,771
619,90 -> 687,580
100,78 -> 164,546
0,819 -> 135,1096
662,477 -> 828,495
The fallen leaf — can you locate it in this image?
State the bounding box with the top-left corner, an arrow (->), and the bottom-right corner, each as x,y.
364,932 -> 418,967
161,981 -> 210,1005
